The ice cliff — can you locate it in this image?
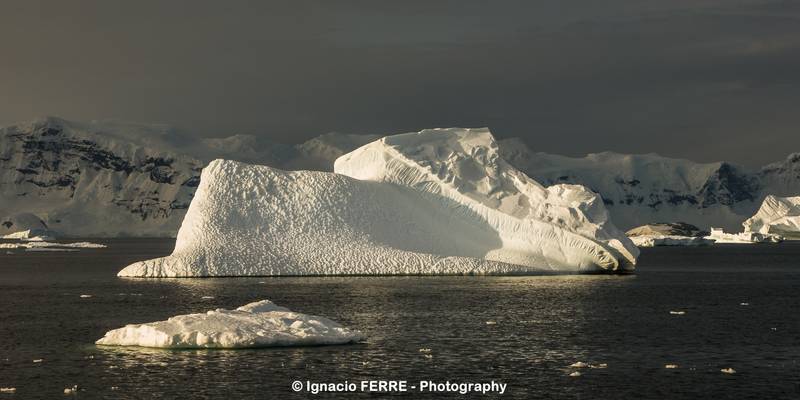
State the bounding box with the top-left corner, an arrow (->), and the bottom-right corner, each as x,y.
119,129 -> 637,277
742,195 -> 800,239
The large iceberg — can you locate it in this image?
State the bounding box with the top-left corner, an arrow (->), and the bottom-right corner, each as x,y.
742,195 -> 800,239
96,300 -> 363,348
119,128 -> 637,277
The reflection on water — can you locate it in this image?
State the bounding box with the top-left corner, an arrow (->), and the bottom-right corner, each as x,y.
0,239 -> 799,399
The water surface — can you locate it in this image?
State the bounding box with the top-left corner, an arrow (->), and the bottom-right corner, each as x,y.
1,240 -> 799,398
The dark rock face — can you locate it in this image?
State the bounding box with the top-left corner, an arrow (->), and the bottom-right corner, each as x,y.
698,163 -> 759,207
0,119 -> 203,234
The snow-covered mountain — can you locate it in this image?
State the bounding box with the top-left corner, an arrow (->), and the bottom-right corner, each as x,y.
498,139 -> 800,231
0,117 -> 372,237
2,117 -> 799,236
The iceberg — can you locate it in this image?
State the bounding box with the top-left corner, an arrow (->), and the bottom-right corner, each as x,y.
705,228 -> 782,244
119,128 -> 637,277
95,300 -> 363,348
742,195 -> 800,239
628,235 -> 713,247
626,222 -> 713,247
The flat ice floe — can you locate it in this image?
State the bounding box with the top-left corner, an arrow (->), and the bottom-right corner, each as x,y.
0,241 -> 106,250
95,300 -> 363,348
119,128 -> 637,277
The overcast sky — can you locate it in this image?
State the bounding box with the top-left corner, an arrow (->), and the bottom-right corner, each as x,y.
2,0 -> 799,166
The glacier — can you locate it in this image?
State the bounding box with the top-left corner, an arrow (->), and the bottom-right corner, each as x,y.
95,300 -> 363,348
119,129 -> 637,277
742,195 -> 800,239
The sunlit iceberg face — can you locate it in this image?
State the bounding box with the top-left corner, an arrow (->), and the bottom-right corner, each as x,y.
119,128 -> 636,278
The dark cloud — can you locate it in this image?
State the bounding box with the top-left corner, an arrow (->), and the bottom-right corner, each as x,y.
1,0 -> 798,166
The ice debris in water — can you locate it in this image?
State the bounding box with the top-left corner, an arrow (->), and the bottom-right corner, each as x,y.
485,321 -> 497,325
570,362 -> 589,368
80,295 -> 92,298
95,300 -> 363,348
665,364 -> 679,369
64,385 -> 79,394
0,388 -> 16,393
569,371 -> 582,377
419,348 -> 432,353
32,359 -> 43,363
721,368 -> 736,374
669,310 -> 686,315
201,296 -> 215,299
589,363 -> 608,369
740,302 -> 749,306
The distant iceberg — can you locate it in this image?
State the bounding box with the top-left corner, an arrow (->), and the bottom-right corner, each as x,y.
119,128 -> 637,277
705,227 -> 782,244
742,195 -> 800,239
95,300 -> 363,348
626,222 -> 712,247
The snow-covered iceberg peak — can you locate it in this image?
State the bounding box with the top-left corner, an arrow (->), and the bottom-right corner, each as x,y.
335,128 -> 638,271
95,300 -> 364,348
743,195 -> 800,239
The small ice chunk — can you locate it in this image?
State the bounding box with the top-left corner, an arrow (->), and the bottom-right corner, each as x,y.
590,363 -> 608,369
570,362 -> 588,368
669,311 -> 686,315
32,359 -> 43,363
418,348 -> 432,353
665,364 -> 679,369
423,354 -> 433,359
740,302 -> 749,306
110,386 -> 119,391
485,321 -> 497,325
721,368 -> 736,374
0,387 -> 16,393
64,385 -> 79,394
80,295 -> 93,298
569,371 -> 582,377
96,300 -> 363,348
201,296 -> 214,300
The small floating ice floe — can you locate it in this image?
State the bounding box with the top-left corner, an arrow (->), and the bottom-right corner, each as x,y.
0,387 -> 16,393
485,321 -> 497,325
721,368 -> 736,374
665,364 -> 679,369
95,300 -> 364,348
740,302 -> 749,306
32,359 -> 43,363
64,385 -> 79,394
423,354 -> 433,359
80,295 -> 93,298
568,371 -> 581,377
569,361 -> 589,368
669,311 -> 686,315
589,363 -> 608,369
201,296 -> 215,300
110,386 -> 119,391
419,348 -> 432,353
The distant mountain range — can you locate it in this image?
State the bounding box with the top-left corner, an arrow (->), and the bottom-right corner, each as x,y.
1,117 -> 798,236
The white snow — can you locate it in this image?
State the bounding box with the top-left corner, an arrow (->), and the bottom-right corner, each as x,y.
705,227 -> 782,244
743,195 -> 800,239
0,241 -> 106,250
629,235 -> 714,247
95,300 -> 363,348
119,128 -> 637,277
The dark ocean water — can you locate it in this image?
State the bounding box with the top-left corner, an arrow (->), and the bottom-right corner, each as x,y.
0,239 -> 799,399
